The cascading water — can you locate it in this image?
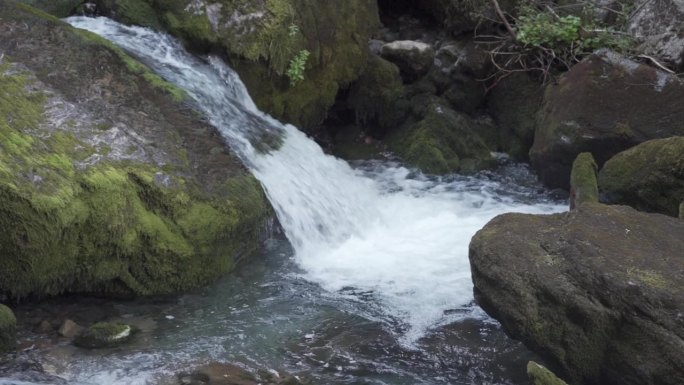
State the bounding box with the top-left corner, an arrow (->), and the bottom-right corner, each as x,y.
0,16 -> 566,385
64,17 -> 563,343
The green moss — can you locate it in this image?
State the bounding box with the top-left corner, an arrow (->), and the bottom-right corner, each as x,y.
113,0 -> 161,29
599,137 -> 684,217
14,1 -> 78,19
0,304 -> 16,354
388,103 -> 494,175
527,361 -> 569,385
627,268 -> 669,289
570,152 -> 599,205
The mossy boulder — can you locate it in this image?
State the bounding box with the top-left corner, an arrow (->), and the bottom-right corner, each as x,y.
0,3 -> 271,299
387,102 -> 494,174
469,203 -> 684,385
380,40 -> 435,81
599,137 -> 684,217
570,152 -> 599,208
74,322 -> 134,348
81,0 -> 380,131
346,55 -> 408,138
531,50 -> 684,189
0,304 -> 16,354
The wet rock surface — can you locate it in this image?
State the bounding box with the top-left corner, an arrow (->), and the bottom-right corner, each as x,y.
470,203 -> 684,385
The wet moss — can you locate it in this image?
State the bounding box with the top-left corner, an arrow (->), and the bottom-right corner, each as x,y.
74,322 -> 134,348
0,304 -> 16,354
527,361 -> 569,385
570,152 -> 599,206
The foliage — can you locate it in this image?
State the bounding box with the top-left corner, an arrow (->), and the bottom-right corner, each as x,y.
478,1 -> 633,85
286,49 -> 310,87
517,12 -> 582,48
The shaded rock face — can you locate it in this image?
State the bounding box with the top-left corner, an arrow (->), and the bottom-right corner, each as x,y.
469,203 -> 684,385
0,304 -> 16,353
599,137 -> 684,217
531,50 -> 684,189
628,0 -> 684,71
487,73 -> 543,160
0,3 -> 271,299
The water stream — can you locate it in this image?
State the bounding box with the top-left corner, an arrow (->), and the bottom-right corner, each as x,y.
1,17 -> 565,385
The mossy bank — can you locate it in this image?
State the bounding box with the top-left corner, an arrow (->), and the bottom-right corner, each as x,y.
0,2 -> 272,300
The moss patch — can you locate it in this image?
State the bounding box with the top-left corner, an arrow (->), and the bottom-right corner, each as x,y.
0,304 -> 17,354
527,361 -> 569,385
570,152 -> 599,206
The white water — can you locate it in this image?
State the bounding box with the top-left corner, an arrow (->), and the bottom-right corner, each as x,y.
65,17 -> 564,344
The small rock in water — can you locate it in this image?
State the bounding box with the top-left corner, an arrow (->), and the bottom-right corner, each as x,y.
57,319 -> 83,338
74,322 -> 134,349
166,315 -> 175,320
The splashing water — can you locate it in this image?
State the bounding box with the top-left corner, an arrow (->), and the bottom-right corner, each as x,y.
65,17 -> 564,344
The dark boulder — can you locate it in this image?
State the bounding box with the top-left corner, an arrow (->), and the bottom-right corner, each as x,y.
599,137 -> 684,217
530,50 -> 684,189
469,203 -> 684,385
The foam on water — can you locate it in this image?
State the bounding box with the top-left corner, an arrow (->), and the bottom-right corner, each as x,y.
62,17 -> 565,346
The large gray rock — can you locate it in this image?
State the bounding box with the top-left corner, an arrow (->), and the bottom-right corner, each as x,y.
628,0 -> 684,71
531,50 -> 684,189
599,137 -> 684,217
381,40 -> 435,80
469,203 -> 684,385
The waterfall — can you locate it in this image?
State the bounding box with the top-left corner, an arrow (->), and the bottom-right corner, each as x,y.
65,17 -> 564,344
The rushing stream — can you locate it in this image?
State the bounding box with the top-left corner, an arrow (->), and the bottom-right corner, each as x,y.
1,17 -> 565,385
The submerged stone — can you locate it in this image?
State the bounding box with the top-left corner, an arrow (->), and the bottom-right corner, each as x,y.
74,322 -> 134,349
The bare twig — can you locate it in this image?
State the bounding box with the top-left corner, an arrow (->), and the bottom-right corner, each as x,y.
490,0 -> 517,40
637,54 -> 675,74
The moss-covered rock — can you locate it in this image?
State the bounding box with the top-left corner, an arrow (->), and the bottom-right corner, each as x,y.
599,137 -> 684,217
469,203 -> 684,385
387,102 -> 494,174
531,50 -> 684,189
0,3 -> 271,299
346,55 -> 408,138
0,304 -> 16,354
77,0 -> 380,131
74,322 -> 134,348
527,362 -> 569,385
570,152 -> 599,208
